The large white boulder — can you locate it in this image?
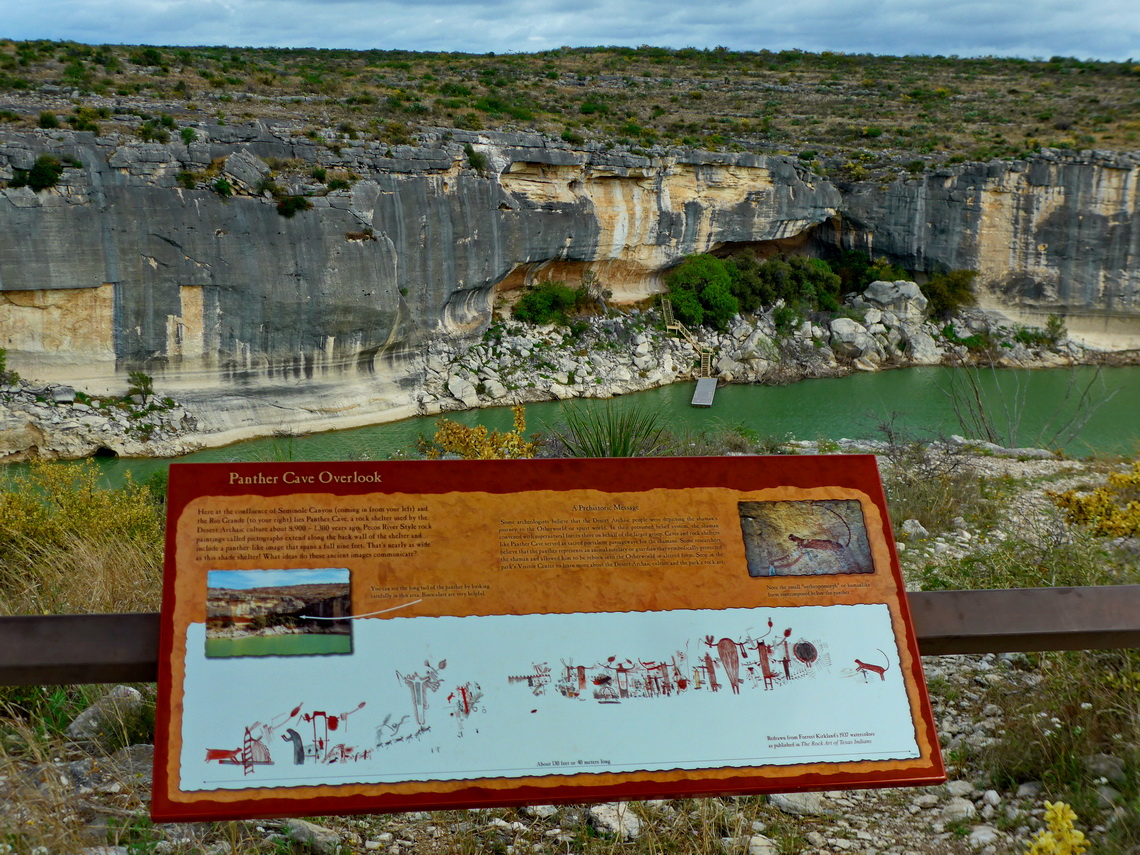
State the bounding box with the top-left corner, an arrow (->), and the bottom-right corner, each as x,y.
902,327 -> 942,364
863,279 -> 929,322
830,318 -> 884,362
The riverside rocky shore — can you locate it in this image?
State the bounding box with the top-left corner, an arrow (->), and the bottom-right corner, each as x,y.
1,280 -> 1132,462
2,452 -> 1135,854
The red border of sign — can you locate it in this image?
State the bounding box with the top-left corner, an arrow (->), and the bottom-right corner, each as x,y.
153,456 -> 944,822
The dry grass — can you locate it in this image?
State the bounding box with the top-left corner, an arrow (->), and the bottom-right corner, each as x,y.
0,460 -> 164,617
0,532 -> 162,617
908,458 -> 1140,849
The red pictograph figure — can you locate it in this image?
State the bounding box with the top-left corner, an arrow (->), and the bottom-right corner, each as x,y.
777,628 -> 793,680
702,652 -> 721,692
219,702 -> 304,774
205,748 -> 242,764
302,702 -> 366,762
638,659 -> 675,696
208,700 -> 369,774
447,682 -> 484,734
755,641 -> 777,690
854,649 -> 890,681
604,657 -> 636,698
764,504 -> 855,573
705,636 -> 751,694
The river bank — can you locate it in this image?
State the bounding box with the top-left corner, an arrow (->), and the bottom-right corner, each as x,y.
2,281 -> 1137,462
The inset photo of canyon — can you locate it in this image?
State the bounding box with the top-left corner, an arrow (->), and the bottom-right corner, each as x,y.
205,568 -> 353,658
738,500 -> 874,577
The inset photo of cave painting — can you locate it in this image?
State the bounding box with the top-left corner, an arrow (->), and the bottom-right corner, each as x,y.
738,500 -> 874,577
205,568 -> 353,658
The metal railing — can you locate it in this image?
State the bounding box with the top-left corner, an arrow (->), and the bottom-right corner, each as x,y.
2,586 -> 1139,686
661,298 -> 715,378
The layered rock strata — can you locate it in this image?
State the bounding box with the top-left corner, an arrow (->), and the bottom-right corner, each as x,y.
829,150 -> 1140,346
1,126 -> 1137,445
0,280 -> 1106,460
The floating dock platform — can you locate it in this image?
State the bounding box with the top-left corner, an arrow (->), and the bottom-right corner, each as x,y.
691,377 -> 717,407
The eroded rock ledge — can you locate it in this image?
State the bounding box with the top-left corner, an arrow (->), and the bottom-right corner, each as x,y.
4,280 -> 1129,461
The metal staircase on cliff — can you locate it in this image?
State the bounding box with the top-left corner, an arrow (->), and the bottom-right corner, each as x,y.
660,298 -> 717,407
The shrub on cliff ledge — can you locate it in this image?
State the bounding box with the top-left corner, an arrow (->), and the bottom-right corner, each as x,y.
0,348 -> 16,383
463,142 -> 489,174
276,194 -> 313,217
9,154 -> 64,192
512,280 -> 589,325
922,268 -> 978,319
126,370 -> 154,399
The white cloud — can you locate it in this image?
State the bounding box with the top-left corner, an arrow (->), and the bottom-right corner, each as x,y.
6,0 -> 1138,60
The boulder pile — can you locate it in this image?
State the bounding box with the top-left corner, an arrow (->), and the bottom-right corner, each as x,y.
0,381 -> 199,461
419,281 -> 1083,414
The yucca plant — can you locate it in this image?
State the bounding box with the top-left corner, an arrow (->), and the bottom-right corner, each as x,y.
545,401 -> 667,458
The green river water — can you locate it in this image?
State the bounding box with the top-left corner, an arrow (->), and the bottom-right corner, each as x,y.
204,634 -> 352,658
77,365 -> 1138,486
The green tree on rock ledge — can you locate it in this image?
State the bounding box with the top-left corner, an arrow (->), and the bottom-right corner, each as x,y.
663,254 -> 738,331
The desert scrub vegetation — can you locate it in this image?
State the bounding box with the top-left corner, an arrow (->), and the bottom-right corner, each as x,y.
1049,458 -> 1140,536
1025,801 -> 1091,855
913,457 -> 1140,847
416,404 -> 538,459
0,460 -> 165,615
2,40 -> 1139,172
877,441 -> 1005,537
0,460 -> 166,849
543,400 -> 669,458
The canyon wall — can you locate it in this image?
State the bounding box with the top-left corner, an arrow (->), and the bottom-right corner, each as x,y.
830,151 -> 1140,346
0,128 -> 837,434
1,126 -> 1137,436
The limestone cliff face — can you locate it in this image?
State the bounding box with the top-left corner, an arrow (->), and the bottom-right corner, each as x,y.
1,127 -> 1137,437
830,151 -> 1140,345
0,128 -> 836,424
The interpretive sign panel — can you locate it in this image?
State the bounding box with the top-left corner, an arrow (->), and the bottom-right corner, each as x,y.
153,456 -> 944,822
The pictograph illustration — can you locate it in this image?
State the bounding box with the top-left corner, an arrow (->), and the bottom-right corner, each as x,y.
738,500 -> 874,577
398,659 -> 447,727
850,649 -> 892,682
526,618 -> 832,705
447,682 -> 485,735
161,458 -> 943,822
205,700 -> 371,775
508,663 -> 552,695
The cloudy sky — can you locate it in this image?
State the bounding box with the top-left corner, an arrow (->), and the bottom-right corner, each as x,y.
208,568 -> 349,590
7,0 -> 1139,61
